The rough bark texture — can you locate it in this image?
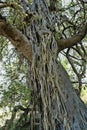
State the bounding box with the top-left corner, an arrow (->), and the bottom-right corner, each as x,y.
27,32 -> 87,129
0,0 -> 87,130
25,1 -> 87,130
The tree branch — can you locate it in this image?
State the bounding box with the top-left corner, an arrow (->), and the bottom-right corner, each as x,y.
0,2 -> 26,17
57,23 -> 87,51
0,2 -> 23,11
0,16 -> 32,63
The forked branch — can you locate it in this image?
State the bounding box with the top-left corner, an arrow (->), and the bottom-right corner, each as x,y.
0,14 -> 87,64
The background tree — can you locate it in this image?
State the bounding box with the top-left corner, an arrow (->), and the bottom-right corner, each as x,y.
0,0 -> 87,130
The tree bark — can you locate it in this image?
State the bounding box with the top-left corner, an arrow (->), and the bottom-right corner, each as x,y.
25,1 -> 87,130
0,0 -> 87,130
27,29 -> 87,130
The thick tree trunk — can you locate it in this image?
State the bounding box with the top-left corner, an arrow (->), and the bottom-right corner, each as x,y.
27,37 -> 87,130
0,1 -> 87,130
19,0 -> 87,130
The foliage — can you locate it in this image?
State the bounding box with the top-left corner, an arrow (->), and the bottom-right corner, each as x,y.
0,40 -> 31,126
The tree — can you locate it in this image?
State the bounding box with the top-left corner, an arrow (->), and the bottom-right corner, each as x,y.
0,0 -> 87,130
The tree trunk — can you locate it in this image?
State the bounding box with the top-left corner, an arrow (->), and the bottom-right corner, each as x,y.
28,43 -> 87,130
23,0 -> 87,129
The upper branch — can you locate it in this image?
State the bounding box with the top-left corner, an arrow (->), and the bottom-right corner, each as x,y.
0,2 -> 26,17
0,16 -> 32,63
0,2 -> 23,11
56,23 -> 87,52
